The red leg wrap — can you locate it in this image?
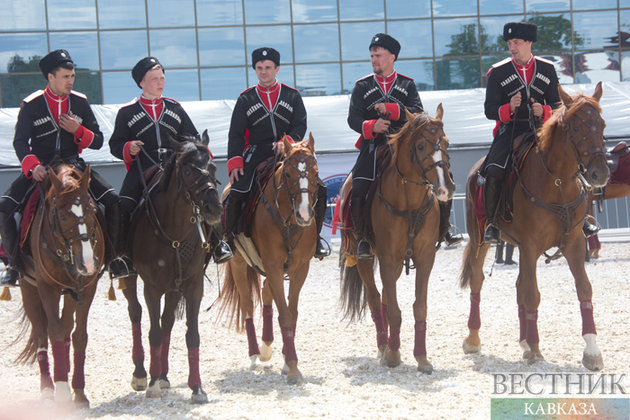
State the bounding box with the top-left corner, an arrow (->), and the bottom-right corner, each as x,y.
388,328 -> 401,352
281,327 -> 298,362
51,341 -> 68,383
371,309 -> 387,348
413,321 -> 427,357
187,347 -> 201,388
72,351 -> 85,390
132,322 -> 144,362
37,350 -> 53,391
149,345 -> 161,378
64,336 -> 71,373
262,305 -> 274,343
526,310 -> 539,344
468,292 -> 481,330
381,303 -> 389,336
518,304 -> 527,342
580,300 -> 597,336
161,333 -> 171,375
245,318 -> 260,356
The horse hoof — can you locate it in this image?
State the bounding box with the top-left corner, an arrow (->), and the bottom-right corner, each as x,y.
191,385 -> 208,404
260,342 -> 273,362
249,354 -> 262,371
159,378 -> 170,389
582,352 -> 604,371
522,350 -> 530,360
131,375 -> 148,391
287,375 -> 303,385
417,364 -> 433,374
527,357 -> 544,365
380,349 -> 401,368
462,339 -> 481,354
377,344 -> 387,359
54,381 -> 72,404
74,399 -> 90,410
281,362 -> 289,376
145,382 -> 161,399
41,388 -> 55,407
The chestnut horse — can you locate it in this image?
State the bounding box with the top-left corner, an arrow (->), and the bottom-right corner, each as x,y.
121,132 -> 222,403
460,82 -> 609,370
339,105 -> 455,373
18,164 -> 105,408
218,135 -> 319,384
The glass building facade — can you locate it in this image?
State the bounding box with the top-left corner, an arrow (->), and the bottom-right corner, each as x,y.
1,0 -> 629,107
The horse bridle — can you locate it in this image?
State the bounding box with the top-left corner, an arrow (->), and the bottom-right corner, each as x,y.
564,106 -> 607,175
400,124 -> 450,188
280,153 -> 319,213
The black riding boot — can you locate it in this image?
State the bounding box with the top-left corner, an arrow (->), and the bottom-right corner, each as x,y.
222,194 -> 243,254
105,201 -> 130,279
505,243 -> 517,265
314,184 -> 330,259
111,204 -> 134,279
0,211 -> 20,287
438,199 -> 463,246
483,175 -> 502,244
351,197 -> 371,259
495,240 -> 505,264
582,220 -> 600,238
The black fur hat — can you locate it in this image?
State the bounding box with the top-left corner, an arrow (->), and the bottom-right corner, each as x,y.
39,49 -> 73,79
503,22 -> 537,42
252,47 -> 280,69
369,33 -> 401,60
132,57 -> 163,88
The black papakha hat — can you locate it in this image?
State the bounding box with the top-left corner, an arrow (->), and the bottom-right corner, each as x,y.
369,33 -> 401,60
252,47 -> 280,69
132,57 -> 164,88
39,49 -> 73,79
503,22 -> 537,42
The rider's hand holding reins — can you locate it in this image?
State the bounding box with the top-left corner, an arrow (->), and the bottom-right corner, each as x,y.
32,165 -> 48,182
273,140 -> 284,156
530,98 -> 544,117
510,92 -> 522,113
229,167 -> 243,184
129,140 -> 144,156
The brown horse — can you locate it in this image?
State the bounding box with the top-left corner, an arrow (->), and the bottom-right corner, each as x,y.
218,135 -> 319,384
339,105 -> 455,373
460,82 -> 609,370
121,131 -> 222,403
18,164 -> 105,408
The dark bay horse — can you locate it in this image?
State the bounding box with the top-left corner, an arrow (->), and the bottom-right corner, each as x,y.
121,131 -> 222,403
218,135 -> 319,384
339,105 -> 455,373
18,164 -> 105,408
460,82 -> 609,370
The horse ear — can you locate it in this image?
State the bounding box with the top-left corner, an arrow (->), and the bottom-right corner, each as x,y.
201,129 -> 210,147
80,165 -> 91,191
167,134 -> 183,152
49,167 -> 63,193
405,108 -> 415,123
435,103 -> 444,121
558,83 -> 572,106
305,132 -> 315,153
592,81 -> 603,103
283,135 -> 292,157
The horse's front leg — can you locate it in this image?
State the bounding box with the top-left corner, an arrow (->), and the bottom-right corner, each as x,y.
121,274 -> 147,391
184,278 -> 208,404
378,258 -> 403,368
516,247 -> 544,364
564,236 -> 604,371
260,280 -> 274,363
143,285 -> 164,399
356,258 -> 387,357
266,266 -> 301,384
69,282 -> 97,409
462,241 -> 490,354
412,250 -> 436,374
158,291 -> 181,390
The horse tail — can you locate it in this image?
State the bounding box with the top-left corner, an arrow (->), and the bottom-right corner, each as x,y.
460,176 -> 480,289
339,234 -> 367,323
216,260 -> 261,333
14,310 -> 39,364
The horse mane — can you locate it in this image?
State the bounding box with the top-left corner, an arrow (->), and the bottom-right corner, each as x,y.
388,112 -> 433,162
45,165 -> 81,202
537,93 -> 602,153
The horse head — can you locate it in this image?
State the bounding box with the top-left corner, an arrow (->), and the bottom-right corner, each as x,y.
47,164 -> 101,277
282,133 -> 319,227
547,82 -> 609,188
164,130 -> 222,226
390,104 -> 455,202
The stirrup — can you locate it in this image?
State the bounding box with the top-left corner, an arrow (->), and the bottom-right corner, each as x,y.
356,239 -> 372,259
483,224 -> 500,245
0,267 -> 20,288
213,241 -> 234,264
314,237 -> 331,259
109,256 -> 132,280
444,227 -> 464,247
582,220 -> 601,239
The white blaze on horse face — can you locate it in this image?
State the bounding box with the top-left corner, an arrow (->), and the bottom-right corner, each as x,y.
297,162 -> 311,222
432,149 -> 448,201
71,203 -> 95,275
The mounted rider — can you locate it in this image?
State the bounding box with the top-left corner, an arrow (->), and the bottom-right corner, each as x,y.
109,56 -> 232,274
0,49 -> 125,287
348,33 -> 463,259
223,47 -> 329,259
482,22 -> 600,244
